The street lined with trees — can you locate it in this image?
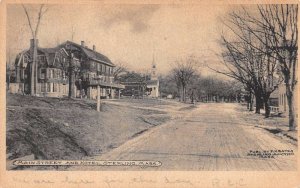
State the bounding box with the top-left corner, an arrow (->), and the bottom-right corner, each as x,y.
213,5 -> 298,130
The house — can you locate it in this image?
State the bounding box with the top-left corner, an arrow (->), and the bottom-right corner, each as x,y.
119,72 -> 147,98
120,63 -> 160,98
269,88 -> 279,107
146,79 -> 159,98
269,60 -> 298,117
121,81 -> 147,98
10,39 -> 124,99
278,83 -> 298,117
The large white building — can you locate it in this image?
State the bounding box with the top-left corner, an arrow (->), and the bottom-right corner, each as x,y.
146,59 -> 159,98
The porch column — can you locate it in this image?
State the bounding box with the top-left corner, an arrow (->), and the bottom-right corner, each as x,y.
87,87 -> 91,99
111,88 -> 115,99
16,67 -> 20,82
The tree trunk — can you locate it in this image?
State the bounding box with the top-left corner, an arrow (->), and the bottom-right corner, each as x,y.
286,86 -> 296,131
182,85 -> 186,102
30,40 -> 37,96
255,93 -> 262,114
179,86 -> 182,102
264,99 -> 270,118
177,87 -> 181,101
249,93 -> 254,111
68,68 -> 74,98
35,56 -> 38,94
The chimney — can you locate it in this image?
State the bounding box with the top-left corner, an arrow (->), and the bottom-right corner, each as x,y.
93,45 -> 96,51
81,41 -> 85,47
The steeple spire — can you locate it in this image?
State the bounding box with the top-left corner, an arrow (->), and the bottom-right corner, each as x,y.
151,51 -> 157,80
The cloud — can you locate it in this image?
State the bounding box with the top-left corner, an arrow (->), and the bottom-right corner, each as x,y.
103,5 -> 160,33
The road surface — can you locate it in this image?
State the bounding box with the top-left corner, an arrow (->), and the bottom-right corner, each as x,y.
76,103 -> 297,171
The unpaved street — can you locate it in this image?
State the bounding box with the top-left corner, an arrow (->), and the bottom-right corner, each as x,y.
78,103 -> 297,171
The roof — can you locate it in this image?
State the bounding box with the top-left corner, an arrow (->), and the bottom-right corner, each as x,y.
61,41 -> 114,67
39,47 -> 58,54
38,47 -> 59,66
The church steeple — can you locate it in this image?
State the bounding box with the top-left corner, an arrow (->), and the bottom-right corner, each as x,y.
151,53 -> 157,80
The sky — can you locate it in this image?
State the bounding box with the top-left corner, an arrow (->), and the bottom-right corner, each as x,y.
7,3 -> 232,76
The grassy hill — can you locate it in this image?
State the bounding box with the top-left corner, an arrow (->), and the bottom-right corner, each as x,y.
6,94 -> 170,167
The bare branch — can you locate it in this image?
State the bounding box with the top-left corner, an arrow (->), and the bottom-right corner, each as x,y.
22,4 -> 35,38
35,4 -> 46,38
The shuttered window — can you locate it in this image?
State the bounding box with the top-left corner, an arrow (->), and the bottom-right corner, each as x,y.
41,83 -> 46,92
53,83 -> 58,92
47,83 -> 51,92
40,69 -> 46,79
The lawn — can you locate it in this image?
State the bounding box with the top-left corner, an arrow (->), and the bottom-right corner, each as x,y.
6,94 -> 171,169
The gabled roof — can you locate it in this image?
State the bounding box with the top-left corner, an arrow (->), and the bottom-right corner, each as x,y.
39,47 -> 58,54
38,47 -> 59,66
16,40 -> 115,68
60,41 -> 115,67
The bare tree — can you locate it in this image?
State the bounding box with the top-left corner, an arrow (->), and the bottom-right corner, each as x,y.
258,5 -> 298,129
171,56 -> 198,102
210,38 -> 263,113
22,4 -> 48,95
212,4 -> 292,118
223,5 -> 298,129
113,61 -> 128,82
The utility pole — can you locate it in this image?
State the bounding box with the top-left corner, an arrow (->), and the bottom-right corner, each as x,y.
97,85 -> 101,111
68,52 -> 74,98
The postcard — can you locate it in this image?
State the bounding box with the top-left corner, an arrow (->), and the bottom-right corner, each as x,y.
1,0 -> 299,187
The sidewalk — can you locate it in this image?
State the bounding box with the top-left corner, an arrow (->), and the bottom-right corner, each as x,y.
238,106 -> 297,144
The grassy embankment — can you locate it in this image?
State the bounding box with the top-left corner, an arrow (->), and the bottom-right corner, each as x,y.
6,94 -> 171,165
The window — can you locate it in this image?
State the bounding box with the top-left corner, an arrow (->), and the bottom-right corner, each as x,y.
97,63 -> 100,71
47,83 -> 51,92
40,69 -> 46,79
49,69 -> 54,79
41,83 -> 46,92
53,83 -> 58,92
57,70 -> 61,79
91,62 -> 95,69
57,69 -> 61,79
53,69 -> 56,79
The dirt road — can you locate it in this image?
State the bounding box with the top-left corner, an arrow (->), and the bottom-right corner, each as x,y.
76,103 -> 297,171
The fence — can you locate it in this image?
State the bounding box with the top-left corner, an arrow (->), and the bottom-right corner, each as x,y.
270,106 -> 280,113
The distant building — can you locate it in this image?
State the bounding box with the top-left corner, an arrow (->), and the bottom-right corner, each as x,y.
121,81 -> 147,98
278,83 -> 298,117
273,60 -> 298,117
269,88 -> 279,107
146,57 -> 159,98
10,39 -> 124,99
120,57 -> 159,98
